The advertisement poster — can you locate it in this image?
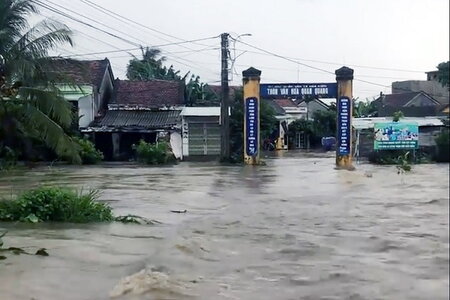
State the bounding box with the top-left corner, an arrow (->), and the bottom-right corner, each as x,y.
374,122 -> 419,150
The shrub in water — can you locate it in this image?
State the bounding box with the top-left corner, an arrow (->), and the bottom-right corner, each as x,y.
133,140 -> 174,165
74,137 -> 104,164
0,146 -> 18,170
435,129 -> 449,162
0,187 -> 113,223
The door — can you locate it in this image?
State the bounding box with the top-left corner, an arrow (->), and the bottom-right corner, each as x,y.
188,123 -> 221,155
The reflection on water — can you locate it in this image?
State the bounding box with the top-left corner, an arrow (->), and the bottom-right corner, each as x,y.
0,154 -> 448,300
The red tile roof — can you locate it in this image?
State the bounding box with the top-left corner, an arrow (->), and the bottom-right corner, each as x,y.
273,98 -> 298,108
111,79 -> 185,108
50,58 -> 111,89
206,85 -> 241,99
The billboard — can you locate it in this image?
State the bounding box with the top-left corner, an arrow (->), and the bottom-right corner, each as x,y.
374,122 -> 419,150
260,83 -> 337,98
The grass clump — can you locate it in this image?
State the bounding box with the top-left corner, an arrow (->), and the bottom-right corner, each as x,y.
0,187 -> 113,223
133,140 -> 175,165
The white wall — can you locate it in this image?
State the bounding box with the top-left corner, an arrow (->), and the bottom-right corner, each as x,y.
181,117 -> 189,158
78,94 -> 94,128
170,132 -> 183,160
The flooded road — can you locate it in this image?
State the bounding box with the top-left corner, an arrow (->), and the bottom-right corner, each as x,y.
0,153 -> 449,300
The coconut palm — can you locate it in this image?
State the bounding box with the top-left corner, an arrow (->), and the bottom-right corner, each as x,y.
126,46 -> 182,81
0,0 -> 80,163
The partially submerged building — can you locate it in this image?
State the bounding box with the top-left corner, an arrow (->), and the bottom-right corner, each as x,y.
83,79 -> 184,160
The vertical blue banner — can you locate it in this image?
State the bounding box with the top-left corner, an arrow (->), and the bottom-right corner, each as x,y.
245,97 -> 259,156
338,97 -> 351,155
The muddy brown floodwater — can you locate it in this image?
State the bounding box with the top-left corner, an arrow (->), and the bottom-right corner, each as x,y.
0,152 -> 448,300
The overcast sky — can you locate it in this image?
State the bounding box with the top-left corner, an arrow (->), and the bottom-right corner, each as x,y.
39,0 -> 449,100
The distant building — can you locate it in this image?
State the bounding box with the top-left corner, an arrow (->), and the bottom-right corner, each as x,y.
296,98 -> 331,119
373,91 -> 444,117
391,69 -> 449,112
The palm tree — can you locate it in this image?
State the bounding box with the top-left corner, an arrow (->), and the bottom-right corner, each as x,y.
126,46 -> 182,81
0,0 -> 80,163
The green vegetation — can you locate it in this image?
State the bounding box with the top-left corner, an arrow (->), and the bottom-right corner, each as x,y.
0,0 -> 81,163
396,151 -> 412,174
228,88 -> 278,162
133,140 -> 175,165
74,137 -> 104,164
287,110 -> 337,148
0,187 -> 113,223
435,129 -> 449,162
392,111 -> 404,122
126,47 -> 216,107
0,146 -> 17,170
437,61 -> 449,87
353,99 -> 378,117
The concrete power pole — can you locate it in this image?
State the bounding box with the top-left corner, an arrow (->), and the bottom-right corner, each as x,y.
220,33 -> 230,160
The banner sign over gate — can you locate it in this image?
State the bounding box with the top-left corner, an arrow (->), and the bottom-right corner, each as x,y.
245,97 -> 259,156
337,97 -> 351,155
260,83 -> 337,98
374,122 -> 419,150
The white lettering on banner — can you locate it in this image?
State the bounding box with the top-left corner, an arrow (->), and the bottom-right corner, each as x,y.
280,88 -> 289,95
267,88 -> 278,95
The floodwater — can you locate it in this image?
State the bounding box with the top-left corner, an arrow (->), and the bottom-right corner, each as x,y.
0,152 -> 448,300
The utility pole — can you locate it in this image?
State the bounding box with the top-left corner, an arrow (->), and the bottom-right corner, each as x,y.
220,32 -> 230,160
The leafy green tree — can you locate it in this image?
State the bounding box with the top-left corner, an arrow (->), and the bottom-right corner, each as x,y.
184,75 -> 218,107
312,110 -> 336,137
437,61 -> 449,87
0,0 -> 80,163
229,87 -> 277,161
353,98 -> 377,117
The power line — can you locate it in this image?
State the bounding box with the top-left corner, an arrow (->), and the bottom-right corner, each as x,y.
62,38 -> 219,58
233,39 -> 405,89
234,47 -> 427,74
234,39 -> 335,76
33,0 -> 141,46
79,0 -> 213,48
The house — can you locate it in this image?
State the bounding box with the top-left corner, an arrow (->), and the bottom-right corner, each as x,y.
180,107 -> 222,159
373,91 -> 443,117
296,98 -> 331,119
83,79 -> 185,160
263,99 -> 307,150
53,58 -> 114,129
391,70 -> 449,109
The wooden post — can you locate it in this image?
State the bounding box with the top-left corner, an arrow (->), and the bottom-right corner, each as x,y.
335,66 -> 355,170
242,67 -> 261,165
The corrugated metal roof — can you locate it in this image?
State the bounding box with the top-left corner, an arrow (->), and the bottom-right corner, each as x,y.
353,117 -> 444,130
89,110 -> 181,131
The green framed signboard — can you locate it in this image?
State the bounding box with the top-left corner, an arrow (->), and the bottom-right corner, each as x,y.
374,122 -> 419,150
